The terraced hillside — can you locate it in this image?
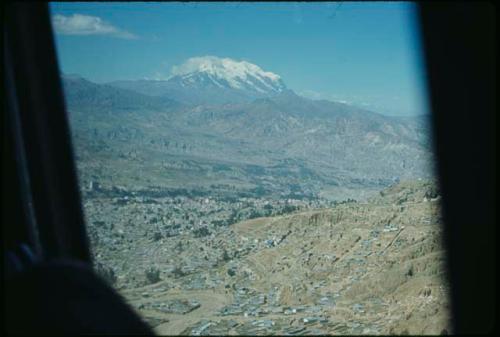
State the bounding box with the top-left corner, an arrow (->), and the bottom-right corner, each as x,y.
86,180 -> 451,335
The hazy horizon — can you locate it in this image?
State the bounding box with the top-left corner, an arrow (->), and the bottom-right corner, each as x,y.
50,2 -> 429,117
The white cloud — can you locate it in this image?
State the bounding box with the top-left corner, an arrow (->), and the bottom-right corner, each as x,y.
52,14 -> 137,39
144,71 -> 168,81
299,90 -> 425,116
298,90 -> 324,100
299,90 -> 368,107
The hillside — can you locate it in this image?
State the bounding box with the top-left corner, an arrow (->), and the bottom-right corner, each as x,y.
63,70 -> 433,202
65,56 -> 448,335
85,180 -> 450,335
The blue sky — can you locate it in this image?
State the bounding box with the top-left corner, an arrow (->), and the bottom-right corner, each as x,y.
49,2 -> 429,116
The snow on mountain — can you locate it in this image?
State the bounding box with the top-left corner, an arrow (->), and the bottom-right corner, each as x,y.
168,56 -> 286,94
108,56 -> 290,105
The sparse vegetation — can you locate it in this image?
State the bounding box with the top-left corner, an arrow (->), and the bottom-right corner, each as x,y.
171,266 -> 186,278
145,266 -> 161,284
192,227 -> 211,238
222,249 -> 231,262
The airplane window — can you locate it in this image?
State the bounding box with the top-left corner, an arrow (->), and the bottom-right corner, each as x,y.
49,2 -> 451,335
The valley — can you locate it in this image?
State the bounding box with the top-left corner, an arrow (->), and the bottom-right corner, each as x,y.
63,56 -> 449,335
85,180 -> 450,335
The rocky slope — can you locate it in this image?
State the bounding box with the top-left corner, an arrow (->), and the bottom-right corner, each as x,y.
86,180 -> 451,335
64,70 -> 433,202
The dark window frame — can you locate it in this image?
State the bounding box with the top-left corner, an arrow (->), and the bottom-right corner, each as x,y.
2,2 -> 496,334
4,2 -> 91,263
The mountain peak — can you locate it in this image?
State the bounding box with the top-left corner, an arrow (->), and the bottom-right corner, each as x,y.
168,56 -> 286,94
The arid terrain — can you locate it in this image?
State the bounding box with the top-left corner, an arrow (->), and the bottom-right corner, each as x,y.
65,57 -> 450,335
85,180 -> 451,335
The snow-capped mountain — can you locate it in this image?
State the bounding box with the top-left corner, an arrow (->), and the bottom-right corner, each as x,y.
168,56 -> 286,94
109,56 -> 288,105
64,74 -> 434,198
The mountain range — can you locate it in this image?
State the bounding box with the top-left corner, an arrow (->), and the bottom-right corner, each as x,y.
110,56 -> 286,105
62,56 -> 434,201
